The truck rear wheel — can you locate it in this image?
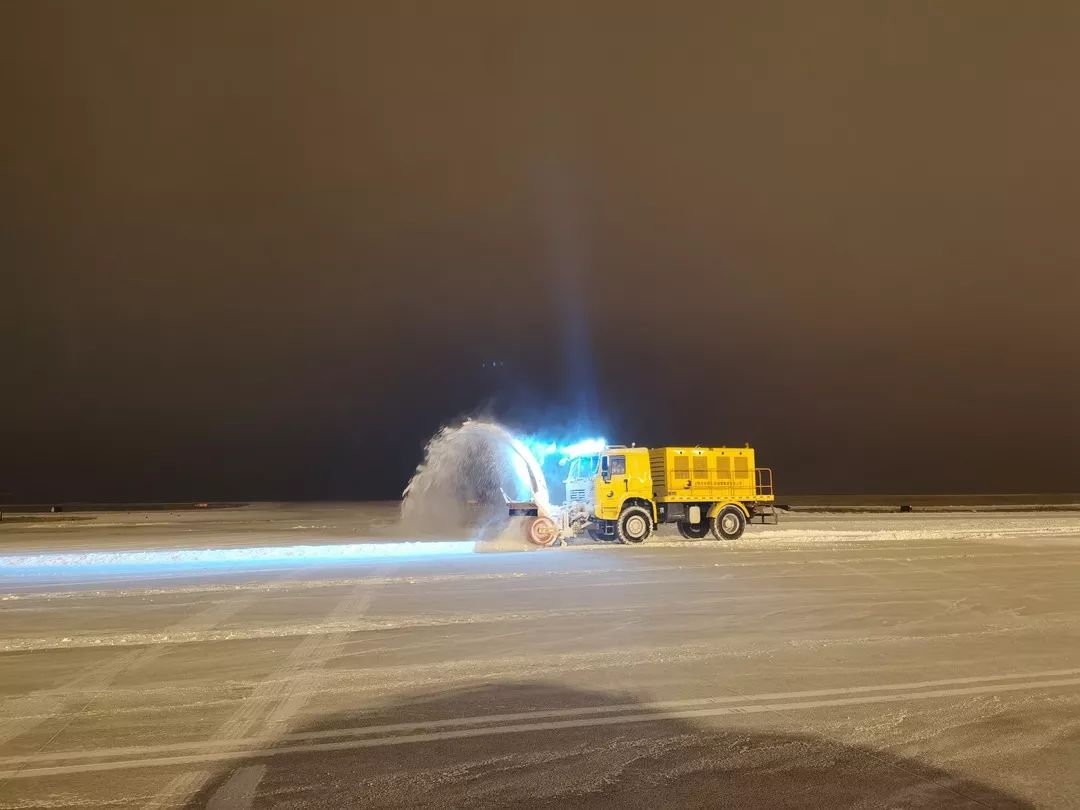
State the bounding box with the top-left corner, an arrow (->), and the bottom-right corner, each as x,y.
677,521 -> 709,539
617,506 -> 652,544
711,506 -> 746,541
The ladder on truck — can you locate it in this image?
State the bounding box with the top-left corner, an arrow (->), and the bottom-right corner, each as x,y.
750,467 -> 778,524
749,504 -> 779,525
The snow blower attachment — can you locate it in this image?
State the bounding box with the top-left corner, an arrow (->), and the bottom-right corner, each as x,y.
510,444 -> 776,546
506,500 -> 560,546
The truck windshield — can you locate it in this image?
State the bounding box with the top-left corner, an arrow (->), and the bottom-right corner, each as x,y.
567,455 -> 599,480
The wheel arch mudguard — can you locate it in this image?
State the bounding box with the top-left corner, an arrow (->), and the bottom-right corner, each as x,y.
619,496 -> 658,523
706,501 -> 750,520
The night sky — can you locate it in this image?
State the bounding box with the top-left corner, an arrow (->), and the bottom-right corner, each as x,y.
4,2 -> 1079,502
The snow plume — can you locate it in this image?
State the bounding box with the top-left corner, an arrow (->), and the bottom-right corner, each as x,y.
401,420 -> 553,537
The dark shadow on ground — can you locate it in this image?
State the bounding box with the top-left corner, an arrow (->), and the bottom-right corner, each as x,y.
190,681 -> 1032,809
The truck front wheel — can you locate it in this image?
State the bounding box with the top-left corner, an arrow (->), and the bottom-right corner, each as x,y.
617,506 -> 652,544
711,506 -> 746,540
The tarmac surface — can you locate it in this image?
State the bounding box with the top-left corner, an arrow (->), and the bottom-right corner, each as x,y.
1,504 -> 1078,808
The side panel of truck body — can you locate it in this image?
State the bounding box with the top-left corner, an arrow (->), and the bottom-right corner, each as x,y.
648,447 -> 768,504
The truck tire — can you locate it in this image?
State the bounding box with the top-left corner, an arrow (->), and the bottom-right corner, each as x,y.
617,506 -> 652,544
677,521 -> 709,539
711,506 -> 746,541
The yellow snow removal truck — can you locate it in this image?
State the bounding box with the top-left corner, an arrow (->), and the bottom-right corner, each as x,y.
511,445 -> 776,545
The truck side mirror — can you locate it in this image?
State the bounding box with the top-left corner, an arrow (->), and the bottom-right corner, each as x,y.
601,456 -> 610,483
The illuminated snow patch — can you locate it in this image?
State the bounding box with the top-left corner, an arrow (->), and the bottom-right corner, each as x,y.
0,541 -> 477,572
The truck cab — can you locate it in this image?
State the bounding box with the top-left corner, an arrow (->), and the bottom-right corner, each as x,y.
561,446 -> 655,543
594,446 -> 654,520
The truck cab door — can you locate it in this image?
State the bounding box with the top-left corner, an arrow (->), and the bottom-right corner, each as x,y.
599,454 -> 628,519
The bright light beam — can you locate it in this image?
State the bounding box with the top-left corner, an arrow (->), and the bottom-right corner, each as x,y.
0,541 -> 478,577
521,435 -> 607,465
558,437 -> 607,458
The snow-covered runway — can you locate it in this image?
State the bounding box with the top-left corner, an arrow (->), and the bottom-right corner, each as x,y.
1,505 -> 1078,807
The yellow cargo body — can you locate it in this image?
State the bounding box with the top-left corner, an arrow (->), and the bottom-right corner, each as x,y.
648,446 -> 772,504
